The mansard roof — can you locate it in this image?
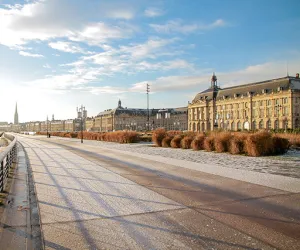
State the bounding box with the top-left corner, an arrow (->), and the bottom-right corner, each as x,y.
193,76 -> 300,102
97,106 -> 188,117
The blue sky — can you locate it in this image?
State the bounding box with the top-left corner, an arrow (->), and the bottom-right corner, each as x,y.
1,0 -> 300,122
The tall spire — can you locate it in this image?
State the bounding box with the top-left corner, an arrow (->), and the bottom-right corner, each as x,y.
14,102 -> 19,125
118,99 -> 122,108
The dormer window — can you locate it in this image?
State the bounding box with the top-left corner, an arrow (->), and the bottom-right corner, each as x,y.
234,93 -> 239,98
278,86 -> 283,91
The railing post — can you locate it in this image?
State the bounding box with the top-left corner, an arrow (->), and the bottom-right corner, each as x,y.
0,161 -> 3,192
5,155 -> 9,179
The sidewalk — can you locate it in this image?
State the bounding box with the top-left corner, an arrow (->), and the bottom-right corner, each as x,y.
0,143 -> 41,250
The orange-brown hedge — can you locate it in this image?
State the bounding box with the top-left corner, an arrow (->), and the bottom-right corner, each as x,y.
203,136 -> 215,152
162,136 -> 173,147
214,132 -> 232,153
191,135 -> 205,150
229,133 -> 247,155
152,129 -> 167,147
170,135 -> 182,148
181,136 -> 194,149
245,131 -> 274,156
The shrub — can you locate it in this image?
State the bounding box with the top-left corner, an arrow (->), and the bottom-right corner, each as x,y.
152,129 -> 167,147
203,136 -> 215,151
272,136 -> 290,154
245,131 -> 274,156
229,133 -> 247,155
170,135 -> 182,148
276,133 -> 300,147
162,136 -> 173,147
191,135 -> 205,150
181,136 -> 194,149
214,132 -> 232,153
167,130 -> 183,137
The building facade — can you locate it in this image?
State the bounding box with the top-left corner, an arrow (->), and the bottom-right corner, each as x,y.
188,74 -> 300,132
94,100 -> 188,132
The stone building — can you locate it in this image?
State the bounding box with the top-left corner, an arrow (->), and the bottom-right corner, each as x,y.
188,73 -> 300,132
94,100 -> 188,132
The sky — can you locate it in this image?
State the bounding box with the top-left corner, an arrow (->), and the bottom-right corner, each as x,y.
1,0 -> 300,123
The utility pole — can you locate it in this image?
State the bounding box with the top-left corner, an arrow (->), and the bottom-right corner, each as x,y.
146,83 -> 150,131
46,115 -> 48,138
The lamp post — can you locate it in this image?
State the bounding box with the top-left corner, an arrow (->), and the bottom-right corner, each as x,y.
146,83 -> 150,131
78,105 -> 86,143
46,115 -> 48,138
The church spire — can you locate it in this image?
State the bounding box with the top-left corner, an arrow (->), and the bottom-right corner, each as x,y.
14,102 -> 19,125
118,99 -> 122,108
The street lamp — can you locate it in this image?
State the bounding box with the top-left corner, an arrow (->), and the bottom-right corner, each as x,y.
46,115 -> 49,138
77,105 -> 86,143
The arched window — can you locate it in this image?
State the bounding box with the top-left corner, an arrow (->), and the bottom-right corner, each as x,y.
201,122 -> 205,131
231,122 -> 235,131
259,120 -> 263,129
266,120 -> 271,129
237,121 -> 241,130
274,120 -> 279,130
253,121 -> 256,130
197,123 -> 200,132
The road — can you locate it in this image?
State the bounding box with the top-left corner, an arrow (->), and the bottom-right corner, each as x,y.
17,135 -> 300,250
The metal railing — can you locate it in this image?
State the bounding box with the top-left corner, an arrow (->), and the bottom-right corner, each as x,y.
0,133 -> 17,192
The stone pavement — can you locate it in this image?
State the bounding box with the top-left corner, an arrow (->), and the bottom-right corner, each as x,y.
0,143 -> 36,249
16,136 -> 295,249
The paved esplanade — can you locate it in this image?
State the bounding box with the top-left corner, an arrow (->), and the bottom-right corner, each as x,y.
18,136 -> 300,249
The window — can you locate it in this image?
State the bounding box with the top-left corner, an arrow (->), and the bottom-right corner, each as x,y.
259,120 -> 263,129
275,99 -> 279,105
266,120 -> 271,129
237,121 -> 241,130
283,120 -> 288,129
253,121 -> 256,130
283,97 -> 288,104
274,120 -> 279,129
267,100 -> 271,106
245,102 -> 248,108
231,122 -> 235,131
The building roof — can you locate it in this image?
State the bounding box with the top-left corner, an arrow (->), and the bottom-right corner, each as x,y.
192,76 -> 300,102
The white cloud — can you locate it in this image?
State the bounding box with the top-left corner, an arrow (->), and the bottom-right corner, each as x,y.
68,22 -> 133,46
48,41 -> 90,54
19,51 -> 44,57
0,1 -> 136,49
43,64 -> 51,68
130,60 -> 300,92
144,7 -> 164,17
150,19 -> 226,34
88,86 -> 127,95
